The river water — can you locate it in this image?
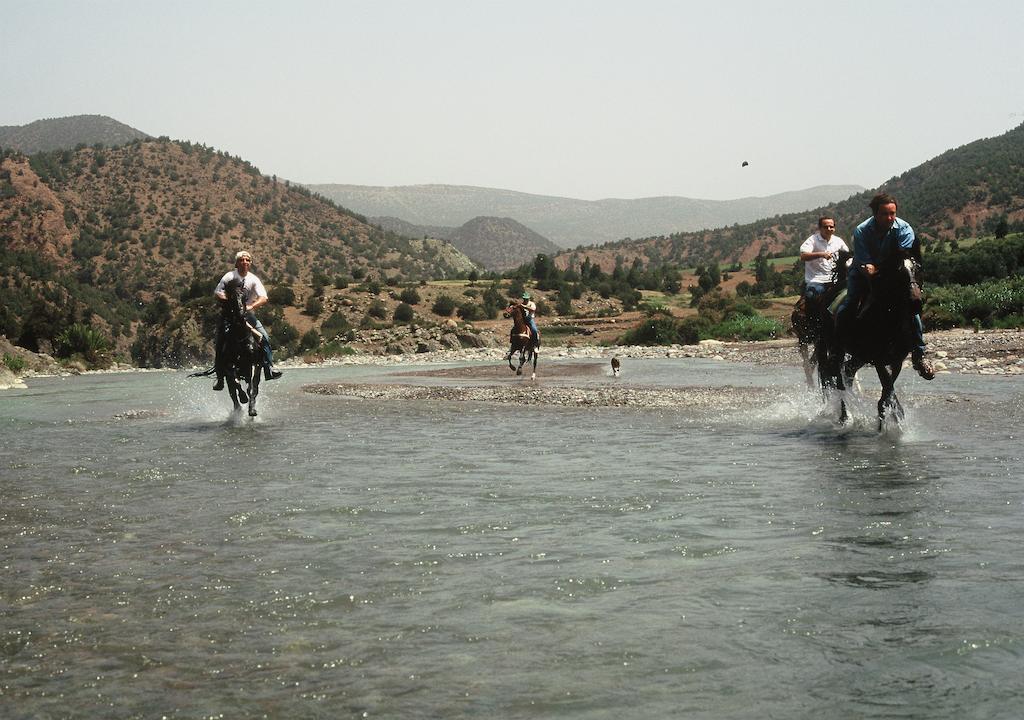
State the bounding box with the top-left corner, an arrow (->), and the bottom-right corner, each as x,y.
2,359 -> 1023,719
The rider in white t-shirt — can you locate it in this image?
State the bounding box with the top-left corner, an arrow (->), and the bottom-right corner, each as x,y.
799,216 -> 849,303
212,250 -> 282,391
520,292 -> 539,349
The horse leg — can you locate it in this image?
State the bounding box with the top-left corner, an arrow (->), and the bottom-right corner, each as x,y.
236,376 -> 249,405
516,348 -> 525,376
530,348 -> 537,380
507,345 -> 517,372
226,378 -> 242,412
874,364 -> 897,430
799,342 -> 815,388
248,368 -> 261,417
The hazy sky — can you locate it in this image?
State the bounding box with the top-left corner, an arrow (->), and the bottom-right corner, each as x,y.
3,0 -> 1022,200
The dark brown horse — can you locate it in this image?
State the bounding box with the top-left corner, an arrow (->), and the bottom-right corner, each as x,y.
191,279 -> 266,416
503,302 -> 538,379
817,251 -> 917,429
791,282 -> 846,389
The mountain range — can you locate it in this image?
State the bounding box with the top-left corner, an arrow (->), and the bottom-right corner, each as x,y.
553,122 -> 1024,272
2,113 -> 1022,366
305,182 -> 865,249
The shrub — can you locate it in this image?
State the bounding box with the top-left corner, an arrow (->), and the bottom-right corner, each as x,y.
394,302 -> 414,323
54,323 -> 111,364
924,276 -> 1024,329
320,311 -> 352,339
432,294 -> 456,316
456,301 -> 484,321
709,314 -> 783,341
367,300 -> 388,319
299,328 -> 321,351
269,285 -> 296,306
399,287 -> 421,305
272,320 -> 300,353
304,296 -> 323,317
619,316 -> 685,346
3,353 -> 25,373
318,341 -> 356,358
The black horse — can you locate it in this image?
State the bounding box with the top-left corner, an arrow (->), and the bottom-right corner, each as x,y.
191,279 -> 267,416
816,251 -> 920,428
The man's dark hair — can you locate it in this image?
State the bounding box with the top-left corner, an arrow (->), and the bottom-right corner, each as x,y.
869,192 -> 898,214
817,215 -> 835,228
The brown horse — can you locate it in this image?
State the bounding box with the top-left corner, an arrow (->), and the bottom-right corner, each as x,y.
503,302 -> 538,379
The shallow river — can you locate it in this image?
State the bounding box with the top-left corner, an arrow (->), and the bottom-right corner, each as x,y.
2,359 -> 1023,719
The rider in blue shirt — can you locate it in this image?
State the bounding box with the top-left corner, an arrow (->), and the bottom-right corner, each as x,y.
834,193 -> 934,379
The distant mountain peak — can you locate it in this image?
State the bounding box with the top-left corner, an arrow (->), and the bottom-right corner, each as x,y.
0,114 -> 150,154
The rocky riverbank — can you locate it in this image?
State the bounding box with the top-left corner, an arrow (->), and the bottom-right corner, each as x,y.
288,328 -> 1024,376
299,328 -> 1024,409
4,328 -> 1023,391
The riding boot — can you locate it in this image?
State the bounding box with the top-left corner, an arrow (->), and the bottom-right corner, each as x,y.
213,376 -> 225,391
911,351 -> 936,380
265,366 -> 283,381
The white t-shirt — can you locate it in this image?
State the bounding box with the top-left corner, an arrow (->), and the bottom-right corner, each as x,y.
800,232 -> 849,284
215,270 -> 268,306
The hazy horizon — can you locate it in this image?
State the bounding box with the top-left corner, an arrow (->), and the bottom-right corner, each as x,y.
3,1 -> 1022,201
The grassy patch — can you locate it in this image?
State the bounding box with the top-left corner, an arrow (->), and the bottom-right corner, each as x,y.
3,354 -> 26,373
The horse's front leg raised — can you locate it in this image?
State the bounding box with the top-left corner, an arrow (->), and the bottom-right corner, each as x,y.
515,348 -> 526,376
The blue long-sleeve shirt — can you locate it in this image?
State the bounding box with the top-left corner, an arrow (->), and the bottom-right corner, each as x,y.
852,215 -> 915,267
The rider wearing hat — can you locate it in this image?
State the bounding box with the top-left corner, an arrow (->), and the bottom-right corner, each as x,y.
212,250 -> 283,390
520,292 -> 539,349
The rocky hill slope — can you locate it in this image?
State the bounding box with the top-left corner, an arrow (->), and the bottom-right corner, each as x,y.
0,139 -> 475,365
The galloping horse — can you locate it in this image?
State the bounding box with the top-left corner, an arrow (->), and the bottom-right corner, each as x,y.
817,251 -> 917,428
503,302 -> 538,379
791,281 -> 846,388
791,296 -> 821,388
191,279 -> 267,416
219,279 -> 267,416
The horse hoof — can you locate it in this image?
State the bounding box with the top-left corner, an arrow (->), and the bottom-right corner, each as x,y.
238,389 -> 249,403
516,369 -> 522,376
249,408 -> 258,417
